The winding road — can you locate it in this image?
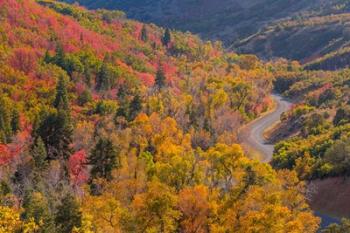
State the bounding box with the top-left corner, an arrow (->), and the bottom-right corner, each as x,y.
239,94 -> 339,229
239,94 -> 292,163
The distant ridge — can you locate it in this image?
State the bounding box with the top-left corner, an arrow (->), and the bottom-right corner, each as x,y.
64,0 -> 350,69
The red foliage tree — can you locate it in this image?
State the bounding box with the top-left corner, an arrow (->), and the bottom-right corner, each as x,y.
10,48 -> 38,74
138,72 -> 155,87
69,150 -> 88,186
0,144 -> 12,166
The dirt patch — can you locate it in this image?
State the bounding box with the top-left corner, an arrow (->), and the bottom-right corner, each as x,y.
263,121 -> 282,142
309,177 -> 350,218
264,120 -> 300,144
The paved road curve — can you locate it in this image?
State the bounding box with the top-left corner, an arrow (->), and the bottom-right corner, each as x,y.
239,94 -> 292,162
240,94 -> 339,230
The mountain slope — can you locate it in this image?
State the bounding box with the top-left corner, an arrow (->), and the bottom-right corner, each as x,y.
236,13 -> 350,65
64,0 -> 350,69
62,0 -> 330,44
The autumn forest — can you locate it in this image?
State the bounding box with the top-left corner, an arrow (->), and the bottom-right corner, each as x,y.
0,0 -> 349,232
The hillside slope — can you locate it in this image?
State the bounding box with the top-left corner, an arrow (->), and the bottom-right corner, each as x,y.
269,65 -> 350,219
236,13 -> 350,67
64,0 -> 350,69
62,0 -> 332,44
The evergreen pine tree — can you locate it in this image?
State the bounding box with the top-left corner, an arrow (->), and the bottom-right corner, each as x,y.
55,194 -> 82,233
115,105 -> 129,120
334,106 -> 350,126
54,110 -> 73,160
162,28 -> 171,46
0,181 -> 11,197
54,43 -> 65,68
96,60 -> 111,91
129,93 -> 142,121
11,108 -> 20,133
117,85 -> 128,104
31,137 -> 48,172
141,25 -> 148,42
53,76 -> 69,111
89,138 -> 120,180
38,110 -> 73,160
115,86 -> 130,120
155,64 -> 166,89
0,96 -> 13,143
77,89 -> 92,106
43,49 -> 52,64
22,191 -> 55,233
84,67 -> 93,87
49,75 -> 73,160
0,131 -> 6,145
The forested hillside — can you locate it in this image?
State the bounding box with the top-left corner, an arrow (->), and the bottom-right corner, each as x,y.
63,0 -> 350,68
62,0 -> 350,44
0,0 -> 322,232
270,61 -> 350,220
272,64 -> 350,180
237,13 -> 350,70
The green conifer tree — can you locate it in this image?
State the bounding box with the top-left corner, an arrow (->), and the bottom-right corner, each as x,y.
96,54 -> 117,91
54,43 -> 65,68
11,108 -> 20,133
141,25 -> 148,42
55,194 -> 82,233
53,76 -> 69,111
0,96 -> 13,143
115,86 -> 131,121
31,137 -> 48,172
89,138 -> 120,180
155,65 -> 166,89
96,61 -> 111,91
77,89 -> 92,106
23,191 -> 55,233
43,49 -> 52,64
129,93 -> 142,121
162,28 -> 171,46
38,110 -> 73,161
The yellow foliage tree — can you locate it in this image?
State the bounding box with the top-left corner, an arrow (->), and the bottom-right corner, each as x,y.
127,181 -> 180,233
81,191 -> 125,233
0,206 -> 38,233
